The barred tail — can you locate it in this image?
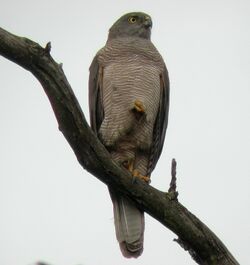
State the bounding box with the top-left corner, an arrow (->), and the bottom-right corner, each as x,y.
110,190 -> 144,258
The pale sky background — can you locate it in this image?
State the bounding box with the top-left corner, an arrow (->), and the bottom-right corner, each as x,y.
0,1 -> 249,264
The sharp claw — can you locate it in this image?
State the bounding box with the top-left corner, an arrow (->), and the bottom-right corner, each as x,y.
132,169 -> 150,183
123,163 -> 151,184
140,175 -> 151,183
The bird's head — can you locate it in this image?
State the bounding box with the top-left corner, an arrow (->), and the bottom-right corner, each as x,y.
108,12 -> 152,40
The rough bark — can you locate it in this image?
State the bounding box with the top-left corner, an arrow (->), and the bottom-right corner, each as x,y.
0,27 -> 239,265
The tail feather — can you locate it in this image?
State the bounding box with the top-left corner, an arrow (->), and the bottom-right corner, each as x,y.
110,190 -> 144,258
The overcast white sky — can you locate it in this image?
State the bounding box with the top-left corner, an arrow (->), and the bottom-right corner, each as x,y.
0,1 -> 249,264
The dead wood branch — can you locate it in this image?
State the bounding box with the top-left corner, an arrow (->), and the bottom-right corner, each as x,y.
0,27 -> 239,265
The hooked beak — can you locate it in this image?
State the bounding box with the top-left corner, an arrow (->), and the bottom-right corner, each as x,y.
144,16 -> 152,29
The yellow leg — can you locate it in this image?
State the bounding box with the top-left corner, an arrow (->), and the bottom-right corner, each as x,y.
132,169 -> 150,183
123,161 -> 150,183
123,159 -> 134,172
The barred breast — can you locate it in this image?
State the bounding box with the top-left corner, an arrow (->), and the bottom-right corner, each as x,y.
98,37 -> 164,150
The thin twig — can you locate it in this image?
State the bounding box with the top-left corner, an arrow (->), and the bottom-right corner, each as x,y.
168,158 -> 178,200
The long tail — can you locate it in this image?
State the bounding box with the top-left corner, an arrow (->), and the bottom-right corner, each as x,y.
109,189 -> 144,258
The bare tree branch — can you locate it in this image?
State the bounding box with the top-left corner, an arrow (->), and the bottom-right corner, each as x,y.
0,27 -> 239,265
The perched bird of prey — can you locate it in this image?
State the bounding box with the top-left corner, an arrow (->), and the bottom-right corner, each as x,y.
89,12 -> 169,258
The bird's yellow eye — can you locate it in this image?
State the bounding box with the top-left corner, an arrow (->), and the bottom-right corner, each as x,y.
128,16 -> 137,24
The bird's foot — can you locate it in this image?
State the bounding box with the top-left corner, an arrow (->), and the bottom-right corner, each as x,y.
132,169 -> 150,183
133,99 -> 145,113
123,160 -> 150,183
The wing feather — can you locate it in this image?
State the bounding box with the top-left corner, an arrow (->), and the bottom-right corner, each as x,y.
88,54 -> 104,133
147,65 -> 170,175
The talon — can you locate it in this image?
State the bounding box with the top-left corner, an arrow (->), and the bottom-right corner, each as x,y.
134,99 -> 145,113
132,169 -> 150,183
140,175 -> 150,183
